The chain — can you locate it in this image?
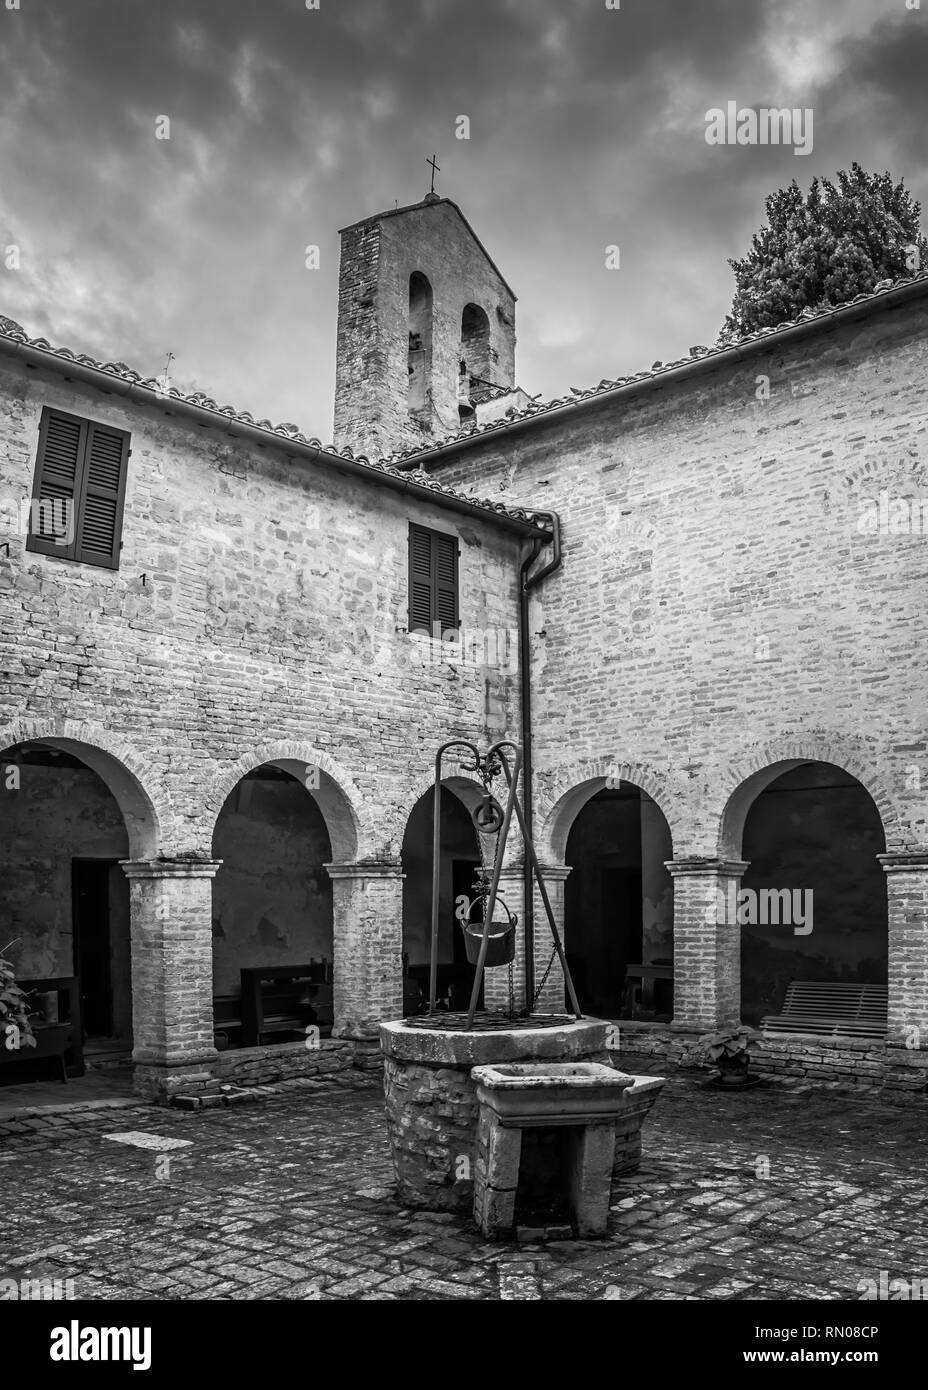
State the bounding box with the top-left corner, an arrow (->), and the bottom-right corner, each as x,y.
531,947 -> 558,1013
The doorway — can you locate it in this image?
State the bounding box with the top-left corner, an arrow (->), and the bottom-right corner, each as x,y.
72,859 -> 132,1042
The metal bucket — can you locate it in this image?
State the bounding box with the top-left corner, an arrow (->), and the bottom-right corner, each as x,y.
461,899 -> 517,967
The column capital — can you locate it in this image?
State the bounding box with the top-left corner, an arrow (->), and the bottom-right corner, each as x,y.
877,852 -> 928,874
326,859 -> 405,880
664,857 -> 749,878
121,858 -> 222,880
535,864 -> 572,883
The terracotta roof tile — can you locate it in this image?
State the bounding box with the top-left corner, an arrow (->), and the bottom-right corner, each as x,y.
0,315 -> 550,535
384,268 -> 928,465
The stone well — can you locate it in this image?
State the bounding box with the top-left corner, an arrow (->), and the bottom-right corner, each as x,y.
380,1014 -> 664,1218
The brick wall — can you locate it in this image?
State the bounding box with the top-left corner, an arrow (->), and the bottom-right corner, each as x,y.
0,354 -> 525,864
419,289 -> 928,1065
424,293 -> 928,861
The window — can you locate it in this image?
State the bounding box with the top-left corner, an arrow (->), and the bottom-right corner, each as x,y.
461,303 -> 491,382
408,272 -> 433,422
26,407 -> 129,569
408,523 -> 459,636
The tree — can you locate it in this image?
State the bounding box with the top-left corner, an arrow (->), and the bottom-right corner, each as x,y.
721,163 -> 928,340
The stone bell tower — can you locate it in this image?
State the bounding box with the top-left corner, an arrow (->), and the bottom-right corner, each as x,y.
333,190 -> 527,460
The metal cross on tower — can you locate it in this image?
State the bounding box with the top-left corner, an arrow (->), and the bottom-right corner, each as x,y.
427,154 -> 440,195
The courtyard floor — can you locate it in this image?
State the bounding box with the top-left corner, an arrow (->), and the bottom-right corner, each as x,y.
2,1063 -> 926,1301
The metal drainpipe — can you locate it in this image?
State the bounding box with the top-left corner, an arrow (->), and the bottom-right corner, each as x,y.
518,510 -> 562,1009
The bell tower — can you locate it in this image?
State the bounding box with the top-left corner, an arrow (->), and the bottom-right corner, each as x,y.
333,190 -> 523,460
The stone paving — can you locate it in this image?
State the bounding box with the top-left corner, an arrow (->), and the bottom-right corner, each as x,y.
2,1063 -> 926,1301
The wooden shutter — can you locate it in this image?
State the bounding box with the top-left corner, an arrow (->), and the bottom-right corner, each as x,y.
409,524 -> 436,633
26,408 -> 129,569
408,524 -> 460,635
435,531 -> 458,633
75,422 -> 129,568
25,410 -> 86,559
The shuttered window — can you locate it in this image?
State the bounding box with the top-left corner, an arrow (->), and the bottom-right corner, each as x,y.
408,523 -> 459,636
26,407 -> 129,569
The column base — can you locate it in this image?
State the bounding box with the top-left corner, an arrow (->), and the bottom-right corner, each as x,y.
133,1052 -> 220,1103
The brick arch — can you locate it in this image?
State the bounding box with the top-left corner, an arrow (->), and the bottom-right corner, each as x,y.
0,718 -> 163,859
203,743 -> 366,863
716,738 -> 904,860
397,768 -> 504,866
536,756 -> 681,864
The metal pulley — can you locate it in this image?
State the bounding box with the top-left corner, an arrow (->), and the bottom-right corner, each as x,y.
471,794 -> 505,835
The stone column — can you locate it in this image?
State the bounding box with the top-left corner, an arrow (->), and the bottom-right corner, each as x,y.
121,859 -> 221,1100
665,858 -> 748,1031
327,861 -> 404,1039
878,853 -> 928,1052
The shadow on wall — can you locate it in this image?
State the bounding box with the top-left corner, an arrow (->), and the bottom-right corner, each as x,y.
0,747 -> 133,1042
564,784 -> 674,1020
211,765 -> 333,996
740,763 -> 887,1026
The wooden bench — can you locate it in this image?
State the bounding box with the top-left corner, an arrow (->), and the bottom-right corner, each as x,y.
761,981 -> 888,1039
621,962 -> 674,1019
240,962 -> 332,1048
0,976 -> 84,1083
212,995 -> 244,1051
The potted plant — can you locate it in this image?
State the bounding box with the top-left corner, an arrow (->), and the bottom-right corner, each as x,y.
696,1025 -> 761,1088
0,944 -> 37,1056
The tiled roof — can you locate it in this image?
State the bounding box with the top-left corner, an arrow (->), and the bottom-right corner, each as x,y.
0,315 -> 551,537
384,269 -> 928,467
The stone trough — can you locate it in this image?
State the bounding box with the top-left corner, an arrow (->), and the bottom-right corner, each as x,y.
380,1013 -> 664,1238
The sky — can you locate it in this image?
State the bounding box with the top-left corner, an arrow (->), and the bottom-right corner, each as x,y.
0,0 -> 925,442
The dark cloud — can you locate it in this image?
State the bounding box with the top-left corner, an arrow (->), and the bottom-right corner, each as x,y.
0,0 -> 923,438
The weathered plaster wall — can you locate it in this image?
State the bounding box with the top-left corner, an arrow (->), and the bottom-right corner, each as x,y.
211,774 -> 334,996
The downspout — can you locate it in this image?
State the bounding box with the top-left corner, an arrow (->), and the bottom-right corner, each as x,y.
518,510 -> 562,1009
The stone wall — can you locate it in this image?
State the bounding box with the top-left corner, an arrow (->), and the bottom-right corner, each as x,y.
421,291 -> 928,861
0,353 -> 525,861
618,1020 -> 928,1093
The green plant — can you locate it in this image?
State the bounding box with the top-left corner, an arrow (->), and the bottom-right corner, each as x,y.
697,1026 -> 757,1068
0,944 -> 36,1053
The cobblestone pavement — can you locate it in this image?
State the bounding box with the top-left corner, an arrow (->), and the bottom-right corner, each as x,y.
3,1066 -> 926,1301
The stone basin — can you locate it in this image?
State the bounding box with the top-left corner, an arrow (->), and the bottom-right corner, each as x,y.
471,1061 -> 634,1126
380,1016 -> 665,1218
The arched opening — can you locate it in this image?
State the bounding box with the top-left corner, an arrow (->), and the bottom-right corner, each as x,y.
401,783 -> 486,1014
408,271 -> 433,425
211,762 -> 335,1048
0,738 -> 155,1079
564,781 -> 674,1020
459,303 -> 492,421
736,762 -> 887,1026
